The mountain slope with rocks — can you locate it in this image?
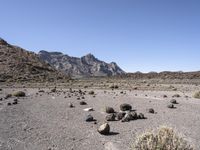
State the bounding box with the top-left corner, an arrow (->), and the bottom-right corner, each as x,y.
38,50 -> 125,77
0,38 -> 69,82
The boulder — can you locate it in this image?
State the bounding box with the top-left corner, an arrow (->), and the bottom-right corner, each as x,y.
85,114 -> 94,122
170,99 -> 178,104
147,108 -> 155,114
98,123 -> 110,135
116,112 -> 126,120
120,103 -> 132,111
105,107 -> 115,113
105,114 -> 115,121
137,113 -> 145,119
80,101 -> 87,105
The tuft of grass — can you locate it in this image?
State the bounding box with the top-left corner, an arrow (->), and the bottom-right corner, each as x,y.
132,126 -> 193,150
12,91 -> 26,97
193,91 -> 200,99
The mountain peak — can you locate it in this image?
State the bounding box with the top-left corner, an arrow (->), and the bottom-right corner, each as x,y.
84,53 -> 95,58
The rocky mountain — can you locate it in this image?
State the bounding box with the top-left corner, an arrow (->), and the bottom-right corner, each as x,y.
38,50 -> 125,77
0,38 -> 68,82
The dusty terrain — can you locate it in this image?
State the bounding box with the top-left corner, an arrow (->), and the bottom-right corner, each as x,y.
0,79 -> 200,150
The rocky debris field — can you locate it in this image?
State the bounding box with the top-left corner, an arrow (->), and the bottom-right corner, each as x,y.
0,82 -> 200,150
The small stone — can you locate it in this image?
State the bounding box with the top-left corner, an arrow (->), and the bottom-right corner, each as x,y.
5,94 -> 12,99
85,114 -> 94,122
163,95 -> 168,98
7,102 -> 12,106
12,101 -> 18,105
120,103 -> 132,111
105,107 -> 115,113
88,91 -> 95,95
97,123 -> 110,135
137,113 -> 145,119
167,104 -> 174,108
147,108 -> 155,114
51,88 -> 56,92
105,114 -> 115,121
83,108 -> 94,111
38,90 -> 45,93
80,101 -> 87,105
172,94 -> 180,98
68,103 -> 74,108
170,99 -> 177,104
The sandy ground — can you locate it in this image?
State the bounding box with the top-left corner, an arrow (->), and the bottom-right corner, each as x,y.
0,83 -> 200,150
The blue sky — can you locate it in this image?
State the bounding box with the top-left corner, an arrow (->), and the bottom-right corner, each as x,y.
1,0 -> 200,72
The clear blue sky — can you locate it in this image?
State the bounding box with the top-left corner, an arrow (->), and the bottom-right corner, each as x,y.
1,0 -> 200,73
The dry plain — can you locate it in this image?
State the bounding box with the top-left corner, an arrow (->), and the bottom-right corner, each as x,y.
0,78 -> 200,150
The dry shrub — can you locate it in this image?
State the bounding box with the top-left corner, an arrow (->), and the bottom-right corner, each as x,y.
193,91 -> 200,99
132,126 -> 193,150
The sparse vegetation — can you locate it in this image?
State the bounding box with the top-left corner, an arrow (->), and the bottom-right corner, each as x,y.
12,91 -> 26,97
193,91 -> 200,99
132,126 -> 193,150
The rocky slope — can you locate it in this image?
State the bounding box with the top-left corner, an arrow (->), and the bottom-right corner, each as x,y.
38,50 -> 125,77
0,38 -> 68,82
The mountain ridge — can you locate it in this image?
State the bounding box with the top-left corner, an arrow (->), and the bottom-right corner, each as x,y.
38,50 -> 125,77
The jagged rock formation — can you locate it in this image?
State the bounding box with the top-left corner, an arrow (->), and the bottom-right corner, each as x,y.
38,50 -> 125,77
0,38 -> 69,82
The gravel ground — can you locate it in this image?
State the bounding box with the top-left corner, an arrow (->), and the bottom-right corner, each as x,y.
0,85 -> 200,150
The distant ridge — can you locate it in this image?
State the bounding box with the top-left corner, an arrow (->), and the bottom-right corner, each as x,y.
38,50 -> 125,77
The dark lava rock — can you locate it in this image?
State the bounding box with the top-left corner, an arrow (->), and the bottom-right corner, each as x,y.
12,101 -> 18,105
51,88 -> 56,92
105,107 -> 115,113
38,90 -> 45,93
116,112 -> 126,120
68,103 -> 74,108
137,113 -> 145,119
121,112 -> 137,122
120,103 -> 132,111
147,108 -> 155,114
167,104 -> 175,108
7,102 -> 12,106
105,114 -> 115,121
172,94 -> 180,98
80,101 -> 87,105
97,123 -> 110,135
163,95 -> 168,98
5,94 -> 12,99
170,99 -> 178,104
88,91 -> 95,95
85,114 -> 94,122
